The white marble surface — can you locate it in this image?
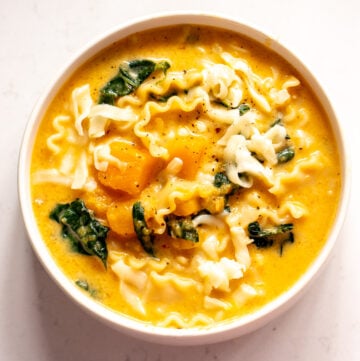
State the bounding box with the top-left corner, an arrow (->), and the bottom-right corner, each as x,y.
1,0 -> 359,359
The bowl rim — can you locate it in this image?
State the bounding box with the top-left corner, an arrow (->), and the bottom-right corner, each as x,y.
18,10 -> 351,345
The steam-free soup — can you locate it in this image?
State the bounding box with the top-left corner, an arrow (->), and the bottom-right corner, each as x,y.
31,25 -> 341,328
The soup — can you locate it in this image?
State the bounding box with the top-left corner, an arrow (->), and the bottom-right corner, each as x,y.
30,25 -> 341,328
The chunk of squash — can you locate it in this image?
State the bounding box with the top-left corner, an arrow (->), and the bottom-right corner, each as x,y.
166,134 -> 207,180
174,198 -> 201,216
107,200 -> 135,237
97,140 -> 161,195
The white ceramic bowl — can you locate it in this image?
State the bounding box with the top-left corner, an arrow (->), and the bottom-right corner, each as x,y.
18,12 -> 350,346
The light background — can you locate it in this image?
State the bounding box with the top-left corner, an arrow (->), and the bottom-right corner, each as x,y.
1,0 -> 359,360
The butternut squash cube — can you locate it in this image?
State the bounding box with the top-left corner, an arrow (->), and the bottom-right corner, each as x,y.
166,134 -> 207,180
107,200 -> 135,237
97,140 -> 161,195
174,198 -> 201,216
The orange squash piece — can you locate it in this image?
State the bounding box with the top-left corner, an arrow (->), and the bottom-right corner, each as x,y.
107,200 -> 135,237
166,134 -> 207,180
174,198 -> 201,216
97,140 -> 161,195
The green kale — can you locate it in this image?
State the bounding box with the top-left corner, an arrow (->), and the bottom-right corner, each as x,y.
50,199 -> 109,267
99,59 -> 170,104
214,171 -> 231,188
238,103 -> 250,116
75,279 -> 97,298
248,221 -> 294,254
214,172 -> 239,195
213,171 -> 242,213
270,118 -> 295,163
166,214 -> 199,243
216,101 -> 251,115
132,201 -> 155,256
277,147 -> 295,164
279,232 -> 295,256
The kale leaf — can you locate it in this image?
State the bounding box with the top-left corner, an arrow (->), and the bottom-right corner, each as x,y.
214,172 -> 238,195
166,214 -> 199,243
238,103 -> 250,116
248,221 -> 294,254
99,59 -> 170,104
50,199 -> 109,267
132,201 -> 155,256
75,279 -> 97,298
214,171 -> 241,196
216,101 -> 251,115
277,147 -> 295,164
214,171 -> 232,189
279,231 -> 295,256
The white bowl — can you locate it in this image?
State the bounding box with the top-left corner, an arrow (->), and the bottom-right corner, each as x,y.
18,12 -> 350,346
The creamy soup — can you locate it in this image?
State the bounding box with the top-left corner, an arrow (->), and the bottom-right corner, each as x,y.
31,25 -> 341,328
